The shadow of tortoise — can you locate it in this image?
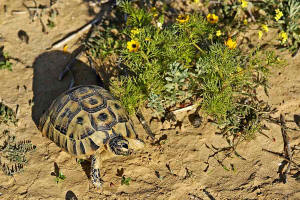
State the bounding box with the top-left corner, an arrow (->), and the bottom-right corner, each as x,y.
31,50 -> 102,127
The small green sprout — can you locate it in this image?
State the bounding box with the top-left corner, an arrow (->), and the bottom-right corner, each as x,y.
121,176 -> 131,186
0,52 -> 12,71
55,172 -> 66,184
47,20 -> 55,28
76,159 -> 85,164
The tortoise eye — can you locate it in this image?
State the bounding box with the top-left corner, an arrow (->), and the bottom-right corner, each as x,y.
76,117 -> 83,125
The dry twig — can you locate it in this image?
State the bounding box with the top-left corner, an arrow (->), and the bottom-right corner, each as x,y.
262,148 -> 300,171
262,114 -> 300,183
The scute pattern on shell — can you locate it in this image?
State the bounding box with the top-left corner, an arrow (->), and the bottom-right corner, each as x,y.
39,85 -> 138,158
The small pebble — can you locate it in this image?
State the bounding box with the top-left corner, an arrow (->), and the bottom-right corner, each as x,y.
188,113 -> 202,128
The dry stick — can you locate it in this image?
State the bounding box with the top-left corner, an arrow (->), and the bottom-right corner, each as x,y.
58,0 -> 117,87
11,10 -> 27,15
262,148 -> 300,171
172,105 -> 197,115
136,111 -> 156,140
280,114 -> 292,174
49,23 -> 94,50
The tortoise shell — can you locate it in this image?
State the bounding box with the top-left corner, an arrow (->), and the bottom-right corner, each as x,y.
39,85 -> 138,158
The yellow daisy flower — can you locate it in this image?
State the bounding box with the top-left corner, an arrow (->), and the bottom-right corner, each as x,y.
216,30 -> 222,37
206,13 -> 219,24
176,14 -> 190,23
225,38 -> 237,49
243,19 -> 248,25
127,40 -> 140,52
258,31 -> 263,40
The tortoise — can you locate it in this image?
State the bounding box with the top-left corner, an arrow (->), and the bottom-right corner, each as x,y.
38,85 -> 145,187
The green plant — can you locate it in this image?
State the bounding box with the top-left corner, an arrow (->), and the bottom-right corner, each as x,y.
148,62 -> 194,116
121,176 -> 131,185
76,158 -> 85,164
88,2 -> 281,143
0,130 -> 36,176
51,162 -> 66,183
55,172 -> 66,183
47,19 -> 55,28
205,0 -> 300,56
47,8 -> 58,29
251,0 -> 300,55
0,102 -> 18,125
108,3 -> 217,115
195,44 -> 281,136
85,28 -> 121,59
0,52 -> 13,71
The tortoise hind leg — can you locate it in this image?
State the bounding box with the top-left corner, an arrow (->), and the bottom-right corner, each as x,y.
90,155 -> 103,188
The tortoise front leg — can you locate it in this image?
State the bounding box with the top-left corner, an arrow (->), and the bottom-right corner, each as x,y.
90,155 -> 103,188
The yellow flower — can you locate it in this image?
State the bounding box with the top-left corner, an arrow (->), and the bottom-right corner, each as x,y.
151,7 -> 159,17
176,14 -> 190,23
216,30 -> 222,37
131,28 -> 140,36
127,40 -> 140,52
275,9 -> 283,21
225,38 -> 237,49
279,31 -> 288,43
258,31 -> 263,40
206,13 -> 219,24
151,7 -> 157,12
243,19 -> 248,25
261,24 -> 269,33
239,0 -> 248,8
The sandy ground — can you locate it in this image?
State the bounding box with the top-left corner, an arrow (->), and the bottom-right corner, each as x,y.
1,0 -> 300,199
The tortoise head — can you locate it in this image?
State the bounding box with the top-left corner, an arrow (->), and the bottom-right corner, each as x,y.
108,136 -> 145,156
108,136 -> 131,156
